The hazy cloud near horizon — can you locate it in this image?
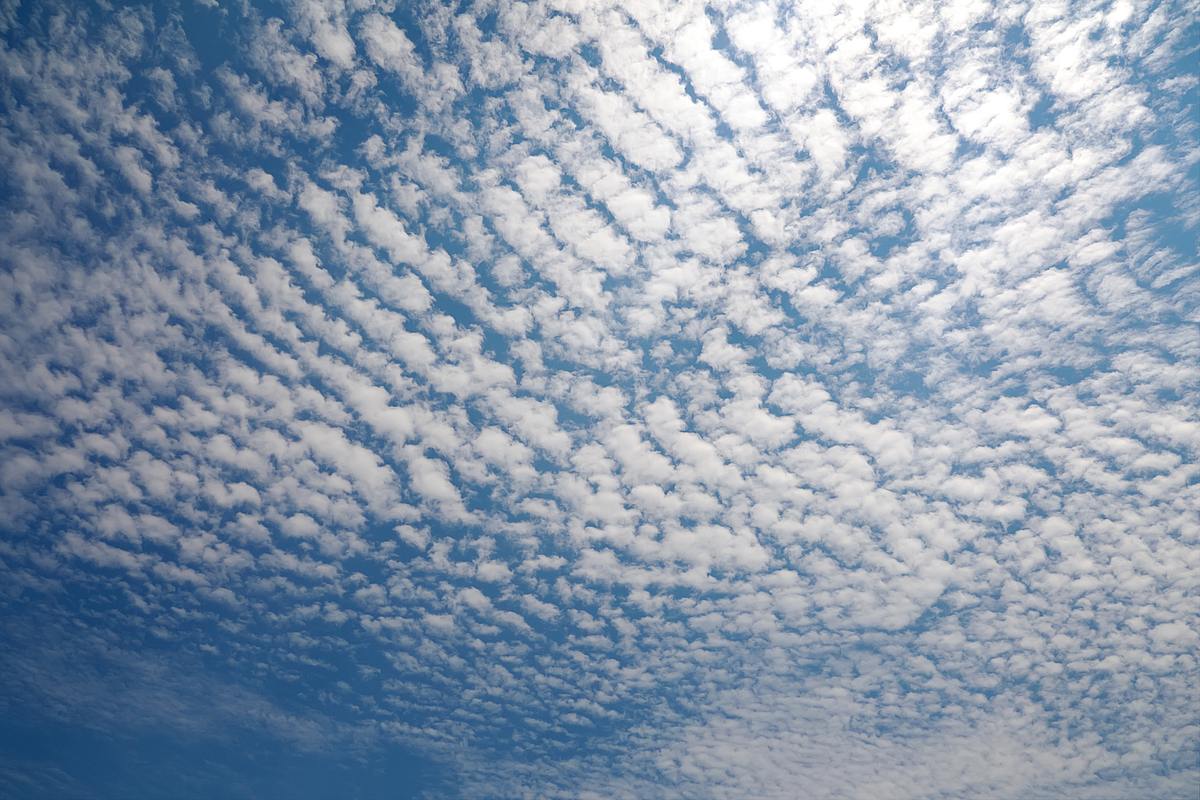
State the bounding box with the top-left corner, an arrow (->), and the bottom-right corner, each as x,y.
0,0 -> 1197,797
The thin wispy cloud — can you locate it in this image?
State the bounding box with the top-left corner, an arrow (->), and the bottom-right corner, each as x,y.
0,1 -> 1197,797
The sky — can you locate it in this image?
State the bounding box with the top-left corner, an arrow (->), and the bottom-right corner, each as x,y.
0,0 -> 1197,797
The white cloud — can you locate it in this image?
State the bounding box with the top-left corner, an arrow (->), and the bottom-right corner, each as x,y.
0,0 -> 1196,797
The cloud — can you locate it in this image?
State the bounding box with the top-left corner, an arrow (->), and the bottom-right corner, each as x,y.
0,0 -> 1197,798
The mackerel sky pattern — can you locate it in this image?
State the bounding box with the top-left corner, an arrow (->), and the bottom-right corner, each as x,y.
0,0 -> 1198,798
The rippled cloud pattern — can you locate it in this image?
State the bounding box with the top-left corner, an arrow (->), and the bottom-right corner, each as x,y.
1,0 -> 1198,797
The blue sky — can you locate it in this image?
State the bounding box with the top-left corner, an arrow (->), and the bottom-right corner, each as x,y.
0,0 -> 1197,797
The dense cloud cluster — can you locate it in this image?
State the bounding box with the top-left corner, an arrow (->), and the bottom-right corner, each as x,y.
0,0 -> 1197,797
